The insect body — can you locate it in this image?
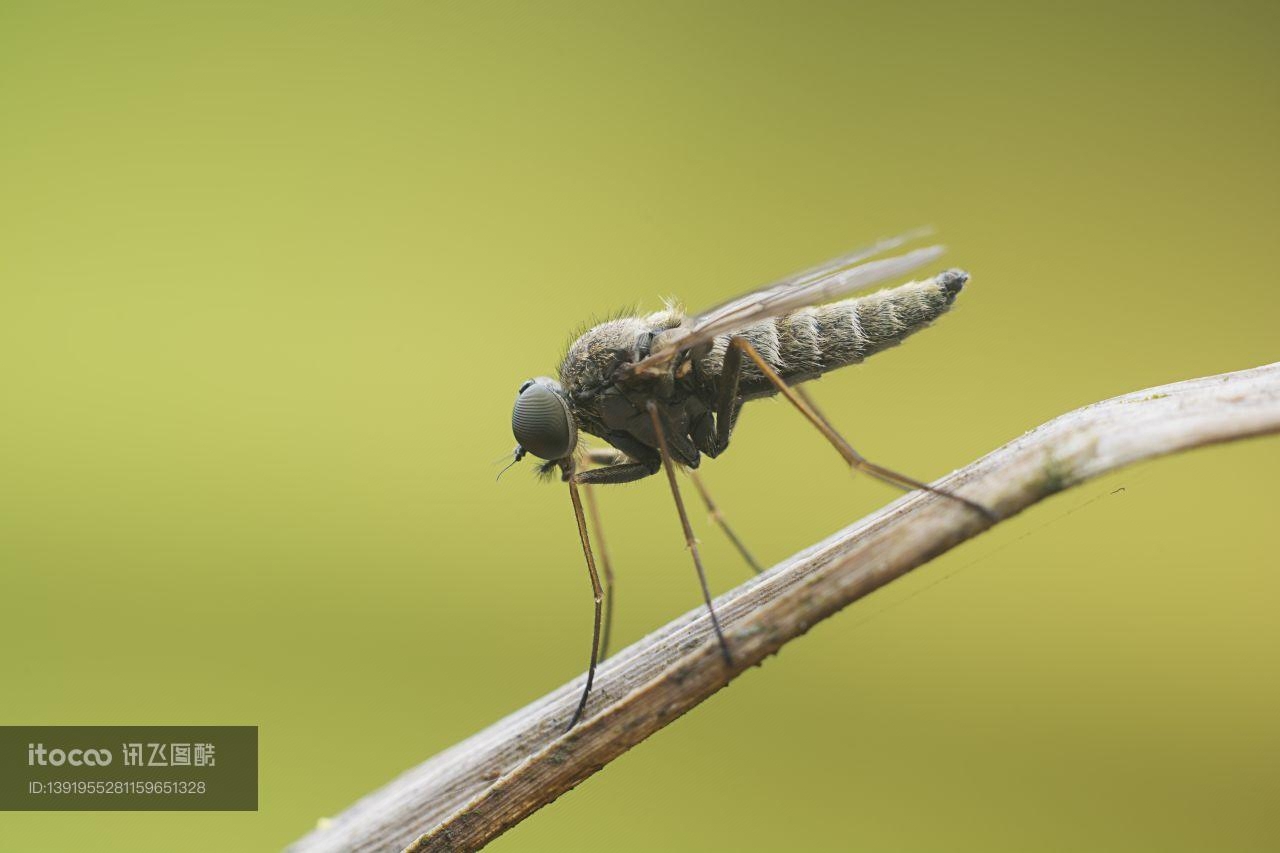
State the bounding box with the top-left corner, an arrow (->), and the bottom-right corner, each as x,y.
557,267 -> 970,474
507,232 -> 993,730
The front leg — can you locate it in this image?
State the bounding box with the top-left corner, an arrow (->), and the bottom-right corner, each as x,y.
573,462 -> 657,485
566,442 -> 659,682
571,432 -> 661,485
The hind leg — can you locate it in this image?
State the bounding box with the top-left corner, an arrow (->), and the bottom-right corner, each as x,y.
725,336 -> 996,522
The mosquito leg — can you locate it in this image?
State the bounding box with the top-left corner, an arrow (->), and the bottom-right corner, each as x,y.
645,401 -> 734,667
565,477 -> 604,731
688,470 -> 763,575
795,381 -> 945,500
576,445 -> 667,661
728,336 -> 996,523
580,483 -> 616,662
701,346 -> 765,573
573,462 -> 656,485
562,450 -> 658,718
711,334 -> 744,454
794,385 -> 828,424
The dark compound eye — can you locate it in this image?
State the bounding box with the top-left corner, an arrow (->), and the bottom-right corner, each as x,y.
512,380 -> 576,460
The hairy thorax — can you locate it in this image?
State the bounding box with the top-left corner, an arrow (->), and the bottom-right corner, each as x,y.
558,306 -> 687,440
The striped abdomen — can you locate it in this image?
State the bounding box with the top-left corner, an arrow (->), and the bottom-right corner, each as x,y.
700,269 -> 968,396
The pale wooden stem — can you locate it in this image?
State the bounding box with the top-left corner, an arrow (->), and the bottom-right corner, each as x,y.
288,362 -> 1280,853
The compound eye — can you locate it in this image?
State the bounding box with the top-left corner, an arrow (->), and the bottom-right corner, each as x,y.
512,380 -> 576,460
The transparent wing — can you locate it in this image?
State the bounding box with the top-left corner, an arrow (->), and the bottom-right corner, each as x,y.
625,230 -> 944,376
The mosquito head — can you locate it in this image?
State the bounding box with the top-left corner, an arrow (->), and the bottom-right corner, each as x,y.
511,377 -> 578,461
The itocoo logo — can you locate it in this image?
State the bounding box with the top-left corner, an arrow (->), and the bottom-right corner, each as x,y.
27,743 -> 113,766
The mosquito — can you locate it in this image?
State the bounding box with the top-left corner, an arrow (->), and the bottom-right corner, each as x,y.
505,230 -> 995,730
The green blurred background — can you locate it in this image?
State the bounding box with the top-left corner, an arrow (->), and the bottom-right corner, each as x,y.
2,1 -> 1277,851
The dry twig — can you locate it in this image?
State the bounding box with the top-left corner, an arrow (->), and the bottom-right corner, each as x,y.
288,362 -> 1280,853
